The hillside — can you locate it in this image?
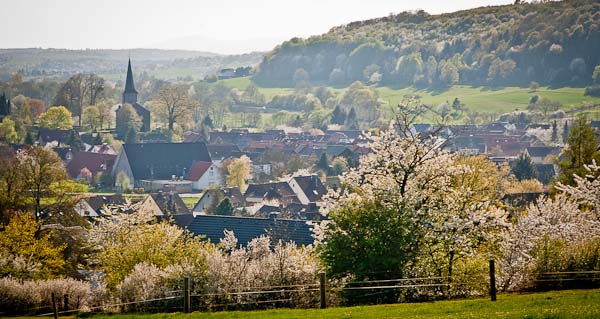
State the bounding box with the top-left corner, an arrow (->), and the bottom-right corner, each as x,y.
0,48 -> 264,81
254,0 -> 600,89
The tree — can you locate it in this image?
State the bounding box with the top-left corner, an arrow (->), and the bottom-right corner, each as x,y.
84,74 -> 105,105
562,120 -> 569,144
53,74 -> 85,127
557,116 -> 600,185
28,99 -> 45,119
116,103 -> 141,139
529,81 -> 540,92
215,197 -> 234,216
125,127 -> 138,144
0,213 -> 65,279
226,156 -> 252,191
0,117 -> 19,143
315,153 -> 330,175
293,68 -> 311,92
330,105 -> 346,125
66,130 -> 84,152
340,81 -> 379,123
593,65 -> 600,84
439,60 -> 459,86
82,105 -> 101,132
346,107 -> 358,129
551,120 -> 558,143
153,85 -> 198,131
537,98 -> 561,120
38,106 -> 73,130
511,153 -> 537,181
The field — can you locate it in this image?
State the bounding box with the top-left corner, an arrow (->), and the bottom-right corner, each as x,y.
219,77 -> 600,118
23,289 -> 600,319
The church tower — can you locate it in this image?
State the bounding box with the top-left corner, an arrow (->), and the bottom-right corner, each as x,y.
122,58 -> 138,104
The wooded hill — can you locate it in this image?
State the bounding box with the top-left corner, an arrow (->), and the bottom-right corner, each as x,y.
254,0 -> 600,88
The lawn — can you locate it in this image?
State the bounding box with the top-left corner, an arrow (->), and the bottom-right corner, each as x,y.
29,289 -> 600,319
219,77 -> 600,117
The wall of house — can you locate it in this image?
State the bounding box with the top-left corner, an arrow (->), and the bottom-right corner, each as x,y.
112,149 -> 135,188
192,166 -> 222,190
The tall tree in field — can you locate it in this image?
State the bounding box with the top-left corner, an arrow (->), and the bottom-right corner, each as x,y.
38,106 -> 73,130
226,156 -> 252,192
153,85 -> 198,131
558,117 -> 600,185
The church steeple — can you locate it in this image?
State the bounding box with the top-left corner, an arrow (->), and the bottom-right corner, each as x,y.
123,58 -> 138,104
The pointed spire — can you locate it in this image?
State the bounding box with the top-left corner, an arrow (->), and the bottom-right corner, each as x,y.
124,58 -> 137,94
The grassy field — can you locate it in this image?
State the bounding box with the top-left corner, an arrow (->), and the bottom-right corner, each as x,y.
219,77 -> 600,117
26,289 -> 600,319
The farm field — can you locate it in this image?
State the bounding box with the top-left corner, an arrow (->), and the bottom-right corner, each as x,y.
220,77 -> 600,117
25,289 -> 600,319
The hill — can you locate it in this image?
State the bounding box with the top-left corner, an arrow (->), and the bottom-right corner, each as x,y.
0,48 -> 264,81
254,0 -> 600,89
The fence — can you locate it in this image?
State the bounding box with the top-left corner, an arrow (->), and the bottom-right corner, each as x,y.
29,260 -> 600,317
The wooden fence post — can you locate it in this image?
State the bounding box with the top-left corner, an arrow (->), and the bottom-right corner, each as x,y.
51,292 -> 58,319
319,272 -> 327,309
489,259 -> 497,301
63,294 -> 69,311
184,277 -> 191,313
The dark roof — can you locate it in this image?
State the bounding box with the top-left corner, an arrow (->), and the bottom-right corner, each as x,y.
535,164 -> 556,185
37,128 -> 72,144
245,182 -> 298,201
291,175 -> 327,202
66,151 -> 117,178
207,144 -> 242,160
526,146 -> 561,158
122,142 -> 211,180
85,194 -> 125,212
124,58 -> 137,94
187,215 -> 316,247
151,192 -> 191,215
157,213 -> 195,229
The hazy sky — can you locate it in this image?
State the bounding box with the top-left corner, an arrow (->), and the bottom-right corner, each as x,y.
5,0 -> 513,54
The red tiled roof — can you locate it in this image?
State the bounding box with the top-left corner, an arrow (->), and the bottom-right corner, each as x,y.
185,161 -> 213,181
66,152 -> 117,178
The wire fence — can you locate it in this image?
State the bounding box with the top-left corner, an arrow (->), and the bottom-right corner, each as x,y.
16,267 -> 600,317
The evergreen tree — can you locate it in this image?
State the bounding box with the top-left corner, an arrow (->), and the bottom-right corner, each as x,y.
346,107 -> 359,129
511,153 -> 537,181
67,130 -> 84,151
316,152 -> 330,175
0,93 -> 10,116
562,121 -> 569,144
202,115 -> 214,129
551,120 -> 558,143
93,132 -> 103,145
331,105 -> 347,125
215,197 -> 234,216
125,127 -> 138,144
24,131 -> 35,145
452,97 -> 462,111
558,116 -> 600,185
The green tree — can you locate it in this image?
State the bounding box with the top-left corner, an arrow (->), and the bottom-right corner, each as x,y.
125,127 -> 138,144
530,81 -> 540,92
511,153 -> 537,181
551,120 -> 558,143
439,60 -> 459,86
0,213 -> 65,279
153,85 -> 198,131
593,65 -> 600,84
315,153 -> 330,175
116,103 -> 141,139
66,130 -> 85,152
558,117 -> 600,185
82,105 -> 101,132
38,106 -> 73,130
215,197 -> 234,216
331,105 -> 347,125
346,107 -> 358,129
226,156 -> 252,191
0,117 -> 19,143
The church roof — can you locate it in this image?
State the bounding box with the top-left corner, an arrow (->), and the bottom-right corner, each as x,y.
124,58 -> 137,94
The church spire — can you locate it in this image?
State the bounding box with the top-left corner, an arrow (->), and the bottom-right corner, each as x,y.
124,58 -> 137,94
122,58 -> 138,104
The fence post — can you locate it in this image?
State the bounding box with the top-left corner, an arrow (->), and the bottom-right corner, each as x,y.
51,292 -> 58,319
489,259 -> 497,301
184,277 -> 191,313
63,294 -> 69,311
319,272 -> 327,309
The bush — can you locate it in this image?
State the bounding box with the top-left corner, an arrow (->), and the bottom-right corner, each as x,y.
584,85 -> 600,97
0,277 -> 91,315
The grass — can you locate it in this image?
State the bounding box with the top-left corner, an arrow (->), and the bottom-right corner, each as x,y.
219,77 -> 600,116
19,289 -> 600,319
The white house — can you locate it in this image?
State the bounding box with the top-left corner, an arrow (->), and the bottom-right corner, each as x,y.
185,161 -> 223,191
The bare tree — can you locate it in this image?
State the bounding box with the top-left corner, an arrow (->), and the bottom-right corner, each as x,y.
153,85 -> 198,130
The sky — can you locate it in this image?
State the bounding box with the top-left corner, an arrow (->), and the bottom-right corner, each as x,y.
4,0 -> 514,55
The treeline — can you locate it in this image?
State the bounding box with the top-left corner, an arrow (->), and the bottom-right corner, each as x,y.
254,0 -> 600,88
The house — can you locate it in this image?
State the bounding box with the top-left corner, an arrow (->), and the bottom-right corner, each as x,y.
135,192 -> 190,216
287,175 -> 327,205
187,215 -> 316,247
87,143 -> 117,155
207,144 -> 243,161
66,151 -> 117,180
115,59 -> 150,132
185,161 -> 222,190
218,68 -> 236,79
535,164 -> 557,185
192,187 -> 245,214
525,146 -> 561,164
37,128 -> 72,146
73,194 -> 125,218
112,142 -> 211,190
244,182 -> 300,207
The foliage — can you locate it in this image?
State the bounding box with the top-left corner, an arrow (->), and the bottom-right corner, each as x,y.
0,117 -> 19,143
215,197 -> 234,216
225,155 -> 253,192
0,213 -> 65,279
557,117 -> 600,186
38,106 -> 73,130
115,103 -> 141,139
152,84 -> 198,131
89,203 -> 207,290
510,153 -> 536,181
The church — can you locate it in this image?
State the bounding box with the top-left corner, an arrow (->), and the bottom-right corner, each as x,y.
116,59 -> 151,132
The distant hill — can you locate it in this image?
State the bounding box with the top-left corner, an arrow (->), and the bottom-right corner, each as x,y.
0,48 -> 264,80
254,0 -> 600,88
